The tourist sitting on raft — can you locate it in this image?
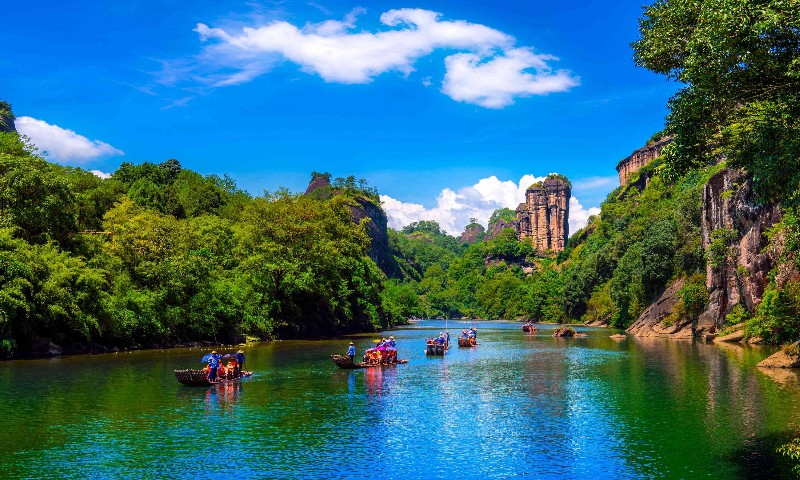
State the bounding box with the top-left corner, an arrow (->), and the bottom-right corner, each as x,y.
361,336 -> 399,365
427,332 -> 449,346
203,350 -> 245,382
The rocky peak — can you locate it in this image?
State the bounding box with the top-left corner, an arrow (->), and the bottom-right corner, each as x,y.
305,173 -> 331,195
303,173 -> 399,277
459,223 -> 485,244
513,174 -> 571,253
0,101 -> 16,133
615,136 -> 672,186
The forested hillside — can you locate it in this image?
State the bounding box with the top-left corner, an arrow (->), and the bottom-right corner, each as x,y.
0,118 -> 398,357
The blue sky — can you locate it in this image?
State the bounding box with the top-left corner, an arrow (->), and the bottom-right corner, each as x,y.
1,0 -> 677,235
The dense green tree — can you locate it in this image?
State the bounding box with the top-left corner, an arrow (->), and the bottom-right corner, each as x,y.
633,0 -> 800,202
0,153 -> 77,247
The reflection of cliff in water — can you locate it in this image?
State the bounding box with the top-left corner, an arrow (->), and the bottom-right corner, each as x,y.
620,337 -> 799,478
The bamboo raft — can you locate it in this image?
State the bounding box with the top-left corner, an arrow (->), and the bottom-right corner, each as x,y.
331,355 -> 408,369
174,369 -> 252,386
458,337 -> 477,347
522,324 -> 536,332
425,342 -> 448,355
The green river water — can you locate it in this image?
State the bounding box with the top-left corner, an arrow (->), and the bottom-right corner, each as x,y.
2,320 -> 800,479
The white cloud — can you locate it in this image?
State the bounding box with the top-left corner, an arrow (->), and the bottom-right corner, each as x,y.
442,48 -> 580,108
382,174 -> 601,236
191,8 -> 578,107
90,170 -> 112,179
15,117 -> 124,163
568,197 -> 601,234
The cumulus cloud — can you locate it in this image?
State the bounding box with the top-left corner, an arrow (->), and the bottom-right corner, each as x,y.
15,117 -> 124,163
382,174 -> 602,237
90,170 -> 112,179
442,48 -> 579,108
191,8 -> 578,107
568,197 -> 601,234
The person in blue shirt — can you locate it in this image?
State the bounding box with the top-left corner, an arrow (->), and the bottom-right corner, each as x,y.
208,351 -> 220,382
235,350 -> 245,376
388,336 -> 396,348
347,342 -> 356,362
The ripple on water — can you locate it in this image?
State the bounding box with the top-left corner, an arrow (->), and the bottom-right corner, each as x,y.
1,322 -> 798,479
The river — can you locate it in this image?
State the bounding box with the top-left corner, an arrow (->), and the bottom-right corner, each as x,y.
2,321 -> 799,479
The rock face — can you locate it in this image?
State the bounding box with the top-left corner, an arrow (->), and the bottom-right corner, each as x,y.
459,224 -> 485,244
628,169 -> 781,339
627,278 -> 695,337
348,197 -> 397,277
513,177 -> 571,253
615,137 -> 672,186
696,168 -> 781,334
304,175 -> 398,277
486,218 -> 512,241
0,101 -> 15,133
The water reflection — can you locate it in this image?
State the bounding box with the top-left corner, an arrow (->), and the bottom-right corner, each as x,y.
2,321 -> 799,479
204,381 -> 243,413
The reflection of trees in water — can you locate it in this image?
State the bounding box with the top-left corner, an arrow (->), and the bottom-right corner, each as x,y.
621,336 -> 800,477
205,382 -> 243,413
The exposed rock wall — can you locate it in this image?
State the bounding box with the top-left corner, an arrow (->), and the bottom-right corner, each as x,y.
513,177 -> 570,253
304,175 -> 399,277
0,102 -> 15,133
696,168 -> 781,334
627,278 -> 695,337
486,218 -> 511,241
348,197 -> 397,277
628,168 -> 781,339
615,137 -> 672,186
459,224 -> 485,244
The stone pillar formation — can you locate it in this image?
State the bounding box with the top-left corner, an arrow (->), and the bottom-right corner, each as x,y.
513,174 -> 571,253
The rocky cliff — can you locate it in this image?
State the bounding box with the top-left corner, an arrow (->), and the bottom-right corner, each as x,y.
513,176 -> 570,253
0,101 -> 15,133
627,168 -> 782,338
459,224 -> 485,244
304,175 -> 398,277
696,168 -> 781,334
615,137 -> 672,186
348,196 -> 397,277
486,218 -> 512,241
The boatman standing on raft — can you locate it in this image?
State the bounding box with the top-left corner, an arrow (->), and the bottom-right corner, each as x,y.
208,351 -> 220,382
347,342 -> 356,362
236,350 -> 245,375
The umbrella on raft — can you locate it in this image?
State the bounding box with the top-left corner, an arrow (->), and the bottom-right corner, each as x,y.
200,353 -> 235,363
